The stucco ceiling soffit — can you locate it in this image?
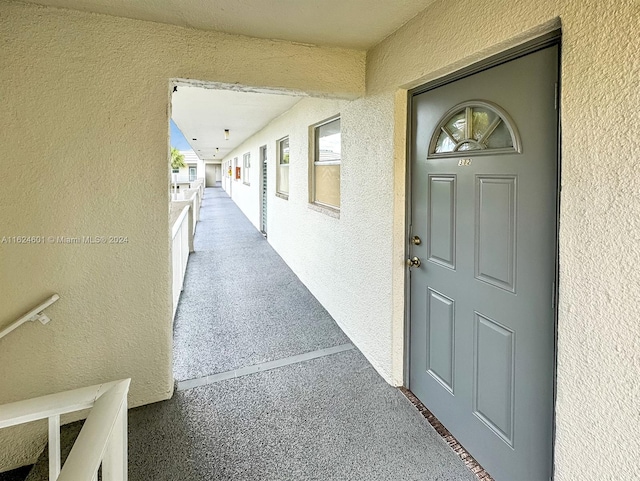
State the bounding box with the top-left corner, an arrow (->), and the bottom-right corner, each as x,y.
19,0 -> 439,49
171,86 -> 303,161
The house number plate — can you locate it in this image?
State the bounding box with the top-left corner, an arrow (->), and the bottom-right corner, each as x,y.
458,158 -> 472,166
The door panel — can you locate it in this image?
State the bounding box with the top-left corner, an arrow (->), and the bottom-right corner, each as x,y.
427,288 -> 455,393
427,175 -> 457,269
475,175 -> 517,291
473,311 -> 515,446
409,45 -> 558,481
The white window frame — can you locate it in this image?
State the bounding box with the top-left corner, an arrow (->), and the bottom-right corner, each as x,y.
233,157 -> 239,181
243,152 -> 251,185
276,136 -> 290,199
310,115 -> 341,212
188,165 -> 197,182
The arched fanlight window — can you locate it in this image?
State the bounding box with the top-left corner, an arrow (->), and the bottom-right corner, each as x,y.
428,100 -> 521,158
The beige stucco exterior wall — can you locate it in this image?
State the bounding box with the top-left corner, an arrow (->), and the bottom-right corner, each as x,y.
0,1 -> 364,471
1,0 -> 638,478
368,0 -> 639,479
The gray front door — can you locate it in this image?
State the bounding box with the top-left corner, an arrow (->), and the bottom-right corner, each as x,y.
409,45 -> 558,481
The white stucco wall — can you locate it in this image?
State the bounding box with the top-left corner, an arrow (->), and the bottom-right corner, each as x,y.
222,151 -> 260,225
365,1 -> 640,480
0,1 -> 364,471
204,162 -> 222,187
221,96 -> 396,380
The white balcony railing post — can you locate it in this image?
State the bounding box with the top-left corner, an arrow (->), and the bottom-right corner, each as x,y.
102,396 -> 128,481
0,379 -> 130,481
171,205 -> 190,318
48,414 -> 61,480
56,379 -> 130,481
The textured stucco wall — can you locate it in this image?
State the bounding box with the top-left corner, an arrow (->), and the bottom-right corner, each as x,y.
367,0 -> 640,479
220,96 -> 396,379
0,1 -> 364,471
1,0 -> 638,478
224,149 -> 262,224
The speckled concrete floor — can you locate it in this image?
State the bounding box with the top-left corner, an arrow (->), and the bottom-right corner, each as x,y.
172,187 -> 350,382
15,187 -> 478,481
163,187 -> 476,480
128,349 -> 478,481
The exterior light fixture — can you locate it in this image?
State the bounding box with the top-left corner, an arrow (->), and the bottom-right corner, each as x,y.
224,129 -> 230,140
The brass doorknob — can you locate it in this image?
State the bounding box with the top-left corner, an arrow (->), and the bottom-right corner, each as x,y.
406,256 -> 421,268
411,235 -> 422,245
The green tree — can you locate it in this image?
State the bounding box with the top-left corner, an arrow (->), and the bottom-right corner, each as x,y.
170,147 -> 186,170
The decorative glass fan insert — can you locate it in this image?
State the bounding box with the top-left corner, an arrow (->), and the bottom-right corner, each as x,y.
429,101 -> 521,157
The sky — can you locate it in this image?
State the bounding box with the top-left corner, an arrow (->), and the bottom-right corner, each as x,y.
170,119 -> 192,150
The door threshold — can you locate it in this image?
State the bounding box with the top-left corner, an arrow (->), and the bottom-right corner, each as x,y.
176,343 -> 355,391
400,388 -> 495,481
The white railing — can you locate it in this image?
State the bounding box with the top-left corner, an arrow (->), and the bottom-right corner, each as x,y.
0,294 -> 60,340
172,205 -> 190,318
191,178 -> 205,200
0,379 -> 130,481
172,190 -> 199,231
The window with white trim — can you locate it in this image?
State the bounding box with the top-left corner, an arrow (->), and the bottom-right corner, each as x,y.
276,136 -> 289,197
243,152 -> 251,185
311,116 -> 341,209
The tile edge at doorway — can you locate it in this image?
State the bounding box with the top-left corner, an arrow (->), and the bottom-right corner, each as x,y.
176,343 -> 355,391
400,388 -> 496,481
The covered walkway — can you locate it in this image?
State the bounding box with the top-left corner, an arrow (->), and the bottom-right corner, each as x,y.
129,188 -> 476,481
22,187 -> 479,481
129,186 -> 478,480
18,188 -> 478,481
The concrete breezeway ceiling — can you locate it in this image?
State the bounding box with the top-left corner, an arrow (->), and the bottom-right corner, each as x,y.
21,0 -> 440,163
172,86 -> 302,161
18,0 -> 438,49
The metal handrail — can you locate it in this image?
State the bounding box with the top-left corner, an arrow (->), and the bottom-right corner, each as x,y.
0,294 -> 60,340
